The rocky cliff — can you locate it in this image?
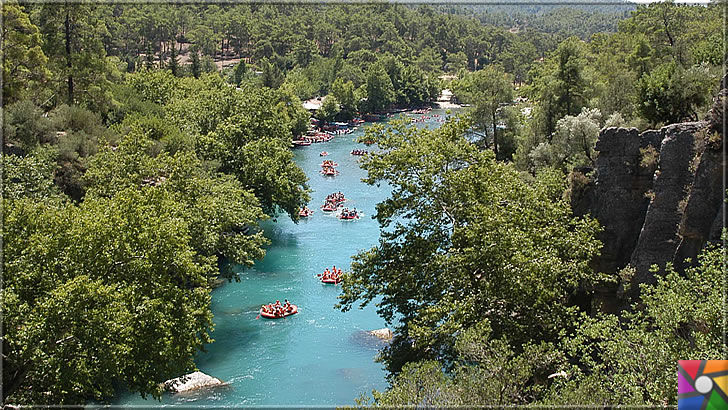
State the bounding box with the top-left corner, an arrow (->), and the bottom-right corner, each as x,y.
572,77 -> 725,310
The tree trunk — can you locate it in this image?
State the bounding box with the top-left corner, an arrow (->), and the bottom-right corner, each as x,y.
493,110 -> 499,158
65,6 -> 73,105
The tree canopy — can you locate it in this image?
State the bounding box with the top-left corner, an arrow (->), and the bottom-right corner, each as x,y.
339,117 -> 602,374
1,1 -> 723,406
3,189 -> 214,404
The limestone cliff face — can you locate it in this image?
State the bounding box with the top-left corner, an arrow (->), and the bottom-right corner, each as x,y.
629,122 -> 704,286
573,79 -> 725,306
673,131 -> 725,271
573,127 -> 659,276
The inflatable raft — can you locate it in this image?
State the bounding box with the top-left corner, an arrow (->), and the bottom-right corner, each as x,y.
260,305 -> 298,319
321,167 -> 339,176
338,211 -> 360,220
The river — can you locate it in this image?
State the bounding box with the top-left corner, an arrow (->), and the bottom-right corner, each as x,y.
116,108 -> 451,406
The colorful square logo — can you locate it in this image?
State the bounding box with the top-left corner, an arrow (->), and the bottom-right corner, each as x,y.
678,360 -> 728,409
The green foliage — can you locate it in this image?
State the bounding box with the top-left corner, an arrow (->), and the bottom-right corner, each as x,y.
445,51 -> 468,73
619,2 -> 723,67
281,68 -> 317,101
638,61 -> 718,125
37,3 -> 117,111
415,47 -> 443,74
209,123 -> 309,218
363,235 -> 725,407
554,37 -> 589,118
397,65 -> 439,107
514,2 -> 721,175
200,55 -> 217,74
260,58 -> 284,89
362,63 -> 395,113
453,65 -> 513,158
317,95 -> 341,123
338,116 -> 602,374
83,132 -> 268,274
2,100 -> 54,152
545,241 -> 726,406
128,69 -> 179,106
639,145 -> 659,169
528,108 -> 601,171
118,113 -> 192,154
370,321 -> 563,406
274,87 -> 311,137
292,38 -> 318,67
189,24 -> 218,57
1,4 -> 50,106
190,50 -> 201,79
330,77 -> 358,119
128,71 -> 309,218
167,43 -> 180,76
233,60 -> 247,86
2,189 -> 215,404
526,36 -> 590,139
2,148 -> 63,201
3,2 -> 724,406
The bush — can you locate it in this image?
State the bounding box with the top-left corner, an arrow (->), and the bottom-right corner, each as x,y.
2,100 -> 53,151
49,104 -> 106,136
639,145 -> 659,168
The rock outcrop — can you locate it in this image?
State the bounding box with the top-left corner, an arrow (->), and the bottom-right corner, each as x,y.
707,74 -> 727,135
164,371 -> 225,393
573,78 -> 725,309
572,127 -> 659,276
673,132 -> 726,270
368,328 -> 393,341
629,122 -> 704,286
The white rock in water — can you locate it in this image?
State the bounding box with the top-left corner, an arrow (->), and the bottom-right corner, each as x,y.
368,328 -> 393,340
164,371 -> 224,393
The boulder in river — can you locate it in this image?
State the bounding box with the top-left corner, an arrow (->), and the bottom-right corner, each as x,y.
164,371 -> 225,393
368,328 -> 393,341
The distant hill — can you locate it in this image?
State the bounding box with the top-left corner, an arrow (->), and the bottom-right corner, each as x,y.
436,2 -> 636,39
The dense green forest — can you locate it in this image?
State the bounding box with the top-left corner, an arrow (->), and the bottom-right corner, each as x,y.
2,1 -> 725,406
452,4 -> 635,40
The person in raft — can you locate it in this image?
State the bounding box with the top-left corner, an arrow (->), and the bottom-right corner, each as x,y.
262,304 -> 276,314
325,267 -> 341,279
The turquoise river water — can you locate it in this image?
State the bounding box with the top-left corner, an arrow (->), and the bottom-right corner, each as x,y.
117,109 -> 451,407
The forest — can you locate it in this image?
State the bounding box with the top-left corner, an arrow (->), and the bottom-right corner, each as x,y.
1,1 -> 725,406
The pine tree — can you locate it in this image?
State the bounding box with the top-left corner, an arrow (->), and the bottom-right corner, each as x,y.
145,44 -> 156,70
233,60 -> 247,86
168,41 -> 180,77
190,49 -> 201,79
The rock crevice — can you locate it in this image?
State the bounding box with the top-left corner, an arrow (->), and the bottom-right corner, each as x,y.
573,80 -> 724,309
